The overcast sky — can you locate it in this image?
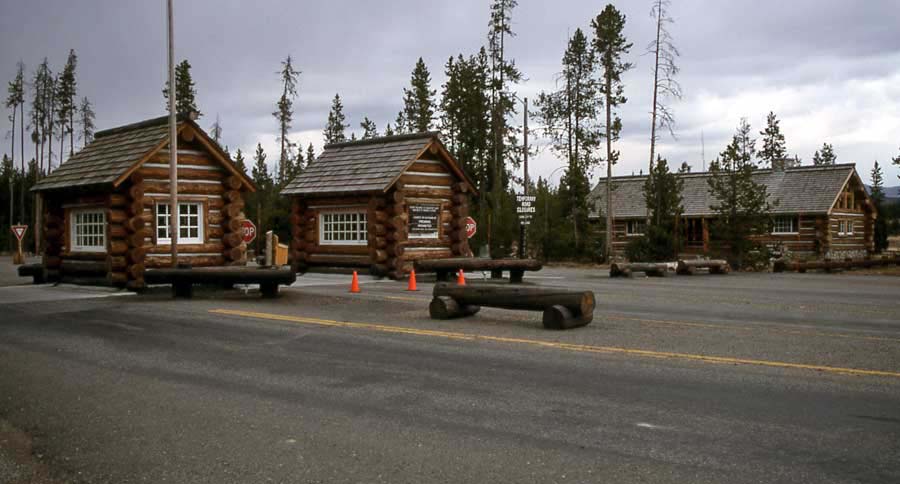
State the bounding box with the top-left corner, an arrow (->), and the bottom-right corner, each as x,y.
2,0 -> 899,187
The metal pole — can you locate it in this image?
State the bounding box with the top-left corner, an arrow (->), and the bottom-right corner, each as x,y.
519,98 -> 528,259
167,0 -> 179,267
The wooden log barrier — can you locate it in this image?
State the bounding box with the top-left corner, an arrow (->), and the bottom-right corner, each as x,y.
676,259 -> 731,275
610,262 -> 669,278
430,283 -> 594,330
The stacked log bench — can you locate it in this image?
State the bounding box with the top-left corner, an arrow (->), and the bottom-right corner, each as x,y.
773,255 -> 900,273
609,262 -> 669,278
415,258 -> 543,283
676,259 -> 730,275
429,282 -> 595,330
144,266 -> 296,298
17,263 -> 45,284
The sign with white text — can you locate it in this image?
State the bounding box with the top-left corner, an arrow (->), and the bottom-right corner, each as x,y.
516,194 -> 536,225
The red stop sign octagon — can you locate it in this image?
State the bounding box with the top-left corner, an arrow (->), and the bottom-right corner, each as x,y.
465,216 -> 477,239
241,219 -> 257,244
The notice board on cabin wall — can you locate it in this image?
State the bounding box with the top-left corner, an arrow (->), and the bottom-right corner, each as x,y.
408,203 -> 440,239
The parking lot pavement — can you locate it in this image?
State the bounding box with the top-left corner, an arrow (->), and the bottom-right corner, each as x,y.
1,268 -> 899,483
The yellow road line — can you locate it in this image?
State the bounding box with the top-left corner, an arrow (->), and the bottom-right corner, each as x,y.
606,314 -> 900,343
210,308 -> 900,379
321,292 -> 900,344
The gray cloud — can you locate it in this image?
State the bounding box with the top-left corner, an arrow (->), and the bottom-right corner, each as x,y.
2,0 -> 898,186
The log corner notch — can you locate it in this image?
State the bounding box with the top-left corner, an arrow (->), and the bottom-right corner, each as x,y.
383,186 -> 408,279
429,283 -> 595,330
367,195 -> 389,277
114,172 -> 147,291
222,175 -> 248,267
449,181 -> 471,257
42,197 -> 64,283
289,197 -> 308,273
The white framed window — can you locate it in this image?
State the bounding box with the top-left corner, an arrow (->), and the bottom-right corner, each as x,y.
156,202 -> 204,244
319,210 -> 367,245
626,220 -> 646,236
771,216 -> 798,234
838,219 -> 854,236
70,209 -> 106,252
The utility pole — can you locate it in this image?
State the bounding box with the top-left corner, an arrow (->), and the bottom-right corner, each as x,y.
519,98 -> 528,259
167,0 -> 179,267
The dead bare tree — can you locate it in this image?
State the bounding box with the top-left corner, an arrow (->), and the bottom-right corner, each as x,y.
647,0 -> 682,170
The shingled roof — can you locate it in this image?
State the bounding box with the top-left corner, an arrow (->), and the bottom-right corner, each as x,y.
282,132 -> 473,196
32,114 -> 251,192
589,163 -> 858,219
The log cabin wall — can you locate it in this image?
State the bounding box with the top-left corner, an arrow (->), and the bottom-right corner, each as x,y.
45,193 -> 108,283
290,195 -> 373,271
136,142 -> 248,270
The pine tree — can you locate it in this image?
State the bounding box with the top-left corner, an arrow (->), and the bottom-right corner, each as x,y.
535,28 -> 600,252
812,143 -> 836,165
486,0 -> 524,257
647,0 -> 681,171
324,93 -> 348,144
6,61 -> 25,222
209,114 -> 223,145
707,119 -> 772,268
626,157 -> 683,261
306,143 -> 315,167
401,57 -> 436,133
77,97 -> 95,148
30,59 -> 54,177
439,50 -> 491,207
759,111 -> 787,169
162,60 -> 200,115
233,148 -> 247,175
893,148 -> 900,180
360,117 -> 378,139
57,49 -> 77,162
383,123 -> 395,137
292,147 -> 305,178
251,143 -> 271,190
273,55 -> 301,181
870,161 -> 888,252
393,110 -> 407,135
593,4 -> 633,259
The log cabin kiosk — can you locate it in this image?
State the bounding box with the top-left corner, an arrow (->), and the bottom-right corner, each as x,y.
282,132 -> 477,279
31,114 -> 256,290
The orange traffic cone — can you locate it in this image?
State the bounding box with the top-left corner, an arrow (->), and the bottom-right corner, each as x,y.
407,270 -> 418,291
350,271 -> 361,293
456,269 -> 466,286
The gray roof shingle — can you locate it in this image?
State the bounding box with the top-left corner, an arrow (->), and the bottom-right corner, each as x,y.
281,133 -> 438,196
33,116 -> 175,192
589,164 -> 856,219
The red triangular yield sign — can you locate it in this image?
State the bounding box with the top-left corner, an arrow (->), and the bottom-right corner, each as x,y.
11,225 -> 27,241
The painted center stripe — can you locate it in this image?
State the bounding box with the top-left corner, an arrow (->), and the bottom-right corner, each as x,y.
209,309 -> 900,379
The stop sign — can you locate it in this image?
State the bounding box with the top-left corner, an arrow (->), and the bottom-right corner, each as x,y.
465,216 -> 477,239
241,220 -> 257,244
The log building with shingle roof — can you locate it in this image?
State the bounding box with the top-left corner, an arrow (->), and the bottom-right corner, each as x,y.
31,114 -> 255,289
588,163 -> 877,259
282,132 -> 476,279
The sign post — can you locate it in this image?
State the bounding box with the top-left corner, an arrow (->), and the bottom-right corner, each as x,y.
10,224 -> 27,265
516,194 -> 536,258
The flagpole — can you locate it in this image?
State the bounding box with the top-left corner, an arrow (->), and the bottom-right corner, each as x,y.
167,0 -> 179,267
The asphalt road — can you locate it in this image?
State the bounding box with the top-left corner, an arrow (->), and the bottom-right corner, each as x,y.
1,266 -> 899,483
